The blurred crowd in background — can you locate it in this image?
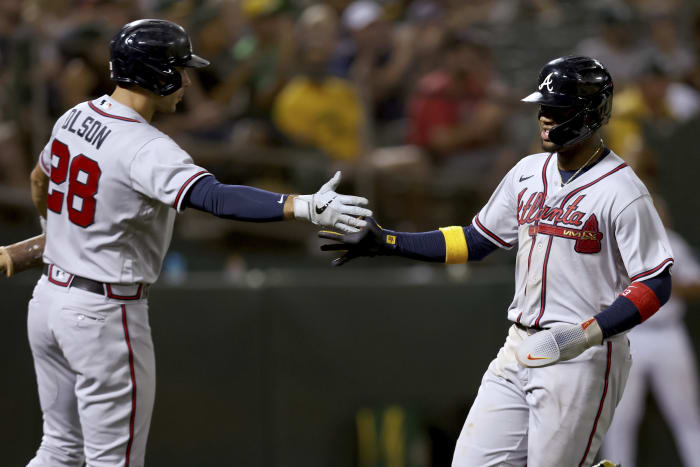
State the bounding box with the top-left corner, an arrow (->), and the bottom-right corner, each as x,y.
3,2 -> 700,465
1,0 -> 700,270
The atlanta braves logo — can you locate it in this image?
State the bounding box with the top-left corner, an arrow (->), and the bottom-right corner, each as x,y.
539,72 -> 555,92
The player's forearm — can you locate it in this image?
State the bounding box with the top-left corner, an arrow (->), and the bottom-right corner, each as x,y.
185,176 -> 288,222
593,268 -> 672,338
30,163 -> 49,217
0,234 -> 46,277
376,224 -> 498,263
383,229 -> 447,262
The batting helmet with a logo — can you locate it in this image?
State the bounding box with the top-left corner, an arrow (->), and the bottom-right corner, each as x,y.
109,19 -> 209,96
522,56 -> 613,147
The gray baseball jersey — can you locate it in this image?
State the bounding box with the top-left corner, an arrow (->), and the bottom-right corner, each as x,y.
473,150 -> 673,327
38,95 -> 211,284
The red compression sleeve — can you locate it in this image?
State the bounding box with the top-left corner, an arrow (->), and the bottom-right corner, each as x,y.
620,282 -> 661,322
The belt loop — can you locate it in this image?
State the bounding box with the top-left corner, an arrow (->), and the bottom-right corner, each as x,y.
515,321 -> 544,335
46,264 -> 74,287
105,283 -> 144,301
44,263 -> 145,300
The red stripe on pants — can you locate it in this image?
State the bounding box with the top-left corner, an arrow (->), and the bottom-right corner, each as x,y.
121,305 -> 137,467
578,342 -> 612,466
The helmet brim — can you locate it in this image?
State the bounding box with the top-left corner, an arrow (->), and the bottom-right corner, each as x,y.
521,91 -> 581,107
184,53 -> 210,68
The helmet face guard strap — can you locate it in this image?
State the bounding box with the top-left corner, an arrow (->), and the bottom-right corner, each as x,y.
548,111 -> 589,147
550,111 -> 604,148
522,56 -> 613,148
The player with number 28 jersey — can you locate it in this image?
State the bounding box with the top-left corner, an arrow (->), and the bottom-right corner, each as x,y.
39,97 -> 209,284
26,19 -> 371,467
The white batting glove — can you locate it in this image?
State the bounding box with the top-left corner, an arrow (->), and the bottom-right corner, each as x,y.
516,318 -> 604,368
293,171 -> 372,233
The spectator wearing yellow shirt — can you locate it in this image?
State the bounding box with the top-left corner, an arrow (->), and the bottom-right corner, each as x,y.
273,4 -> 364,161
605,60 -> 700,184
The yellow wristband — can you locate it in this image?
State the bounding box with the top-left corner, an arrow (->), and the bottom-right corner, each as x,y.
440,226 -> 468,264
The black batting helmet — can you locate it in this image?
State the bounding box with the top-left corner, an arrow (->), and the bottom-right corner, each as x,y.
522,56 -> 613,147
109,19 -> 209,96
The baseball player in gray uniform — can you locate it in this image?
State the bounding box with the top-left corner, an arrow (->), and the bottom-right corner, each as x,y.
321,56 -> 674,466
18,19 -> 371,467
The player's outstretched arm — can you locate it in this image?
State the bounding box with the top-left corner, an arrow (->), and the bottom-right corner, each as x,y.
184,171 -> 371,233
319,219 -> 499,266
289,171 -> 372,233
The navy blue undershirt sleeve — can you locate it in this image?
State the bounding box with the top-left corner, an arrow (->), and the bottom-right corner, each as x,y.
385,229 -> 446,262
183,175 -> 286,222
594,267 -> 672,338
381,224 -> 499,262
464,224 -> 499,261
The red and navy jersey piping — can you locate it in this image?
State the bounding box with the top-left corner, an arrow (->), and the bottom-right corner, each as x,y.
474,215 -> 513,248
558,163 -> 627,210
534,237 -> 555,327
88,101 -> 140,123
630,257 -> 674,282
540,153 -> 552,201
527,153 -> 553,272
40,153 -> 51,174
173,171 -> 210,209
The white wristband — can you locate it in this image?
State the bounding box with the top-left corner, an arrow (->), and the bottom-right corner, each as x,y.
293,196 -> 311,221
581,318 -> 603,346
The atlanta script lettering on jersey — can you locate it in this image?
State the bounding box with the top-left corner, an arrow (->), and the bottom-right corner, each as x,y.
517,188 -> 587,226
516,189 -> 603,253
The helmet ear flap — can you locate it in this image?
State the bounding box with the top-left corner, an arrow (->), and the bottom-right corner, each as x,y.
600,91 -> 613,125
140,61 -> 182,96
583,89 -> 613,129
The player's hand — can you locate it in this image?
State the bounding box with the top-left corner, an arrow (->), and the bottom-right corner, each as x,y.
318,217 -> 395,266
294,171 -> 372,233
515,318 -> 603,368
